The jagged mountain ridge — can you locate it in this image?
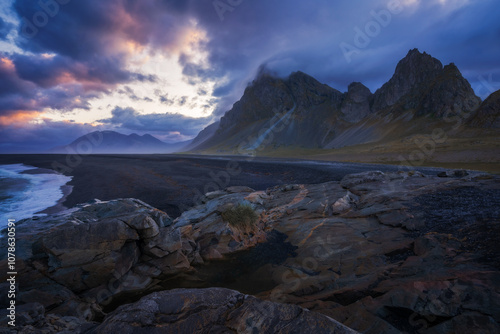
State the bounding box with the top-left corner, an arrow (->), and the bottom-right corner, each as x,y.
373,50 -> 481,118
190,49 -> 490,153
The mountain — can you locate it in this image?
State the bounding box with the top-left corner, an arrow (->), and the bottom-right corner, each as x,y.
189,49 -> 486,153
182,121 -> 220,152
340,82 -> 372,123
372,49 -> 481,117
371,49 -> 444,111
193,71 -> 345,151
467,89 -> 500,128
49,130 -> 190,154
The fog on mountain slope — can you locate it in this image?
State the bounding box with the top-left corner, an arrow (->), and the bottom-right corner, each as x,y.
48,49 -> 498,156
190,49 -> 496,154
48,130 -> 191,154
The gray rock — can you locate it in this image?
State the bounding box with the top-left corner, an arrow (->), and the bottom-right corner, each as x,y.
340,171 -> 386,189
437,169 -> 469,178
341,82 -> 373,123
91,288 -> 358,334
225,185 -> 255,193
1,170 -> 499,334
331,191 -> 359,215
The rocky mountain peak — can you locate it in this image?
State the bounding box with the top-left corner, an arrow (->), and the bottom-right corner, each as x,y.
440,62 -> 463,80
286,71 -> 342,107
400,48 -> 442,71
467,89 -> 500,128
414,60 -> 481,118
341,82 -> 373,123
347,82 -> 372,101
217,74 -> 294,133
373,48 -> 443,110
218,70 -> 342,131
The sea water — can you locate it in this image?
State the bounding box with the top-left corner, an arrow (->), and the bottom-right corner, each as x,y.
0,164 -> 72,227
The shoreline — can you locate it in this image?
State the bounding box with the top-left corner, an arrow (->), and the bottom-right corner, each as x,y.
21,165 -> 74,216
0,154 -> 484,219
38,184 -> 73,215
0,164 -> 74,222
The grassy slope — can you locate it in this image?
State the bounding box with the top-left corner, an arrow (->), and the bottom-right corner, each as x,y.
259,133 -> 500,174
188,110 -> 500,174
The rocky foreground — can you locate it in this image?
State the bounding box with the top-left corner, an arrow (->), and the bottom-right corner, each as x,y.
1,170 -> 499,333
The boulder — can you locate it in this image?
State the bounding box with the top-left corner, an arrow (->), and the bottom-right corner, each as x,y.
437,169 -> 469,178
0,191 -> 270,327
331,191 -> 359,215
91,288 -> 358,334
340,171 -> 387,189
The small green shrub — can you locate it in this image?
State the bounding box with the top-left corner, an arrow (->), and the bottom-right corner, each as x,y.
221,203 -> 258,229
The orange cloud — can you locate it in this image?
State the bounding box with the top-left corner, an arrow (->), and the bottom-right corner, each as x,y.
0,111 -> 43,126
0,57 -> 15,71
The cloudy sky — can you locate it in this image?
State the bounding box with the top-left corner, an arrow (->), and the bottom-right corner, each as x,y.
0,0 -> 499,152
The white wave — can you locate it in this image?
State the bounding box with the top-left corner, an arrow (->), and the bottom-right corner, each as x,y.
0,164 -> 72,228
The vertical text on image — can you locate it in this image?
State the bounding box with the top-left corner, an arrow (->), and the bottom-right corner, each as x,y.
6,218 -> 17,327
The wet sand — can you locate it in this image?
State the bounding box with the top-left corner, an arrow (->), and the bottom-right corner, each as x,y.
0,154 -> 446,218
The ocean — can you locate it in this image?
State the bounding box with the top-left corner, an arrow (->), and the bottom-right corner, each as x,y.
0,164 -> 72,228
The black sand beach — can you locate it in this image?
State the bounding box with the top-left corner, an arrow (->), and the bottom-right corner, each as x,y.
0,154 -> 446,218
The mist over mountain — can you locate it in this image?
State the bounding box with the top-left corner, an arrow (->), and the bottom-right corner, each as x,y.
48,131 -> 190,154
189,49 -> 495,154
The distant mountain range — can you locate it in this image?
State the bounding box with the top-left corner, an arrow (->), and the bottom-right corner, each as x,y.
189,49 -> 499,154
48,131 -> 190,154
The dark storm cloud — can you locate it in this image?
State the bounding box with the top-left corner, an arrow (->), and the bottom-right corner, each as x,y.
175,0 -> 500,109
11,53 -> 132,89
412,1 -> 500,98
0,55 -> 96,115
2,0 -> 500,152
13,0 -> 195,58
10,0 -> 499,113
0,60 -> 105,118
0,56 -> 33,98
2,0 -> 184,119
0,17 -> 13,39
99,106 -> 212,136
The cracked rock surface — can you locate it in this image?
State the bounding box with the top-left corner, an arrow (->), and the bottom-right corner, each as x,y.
256,170 -> 500,333
91,288 -> 356,334
1,170 -> 499,333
